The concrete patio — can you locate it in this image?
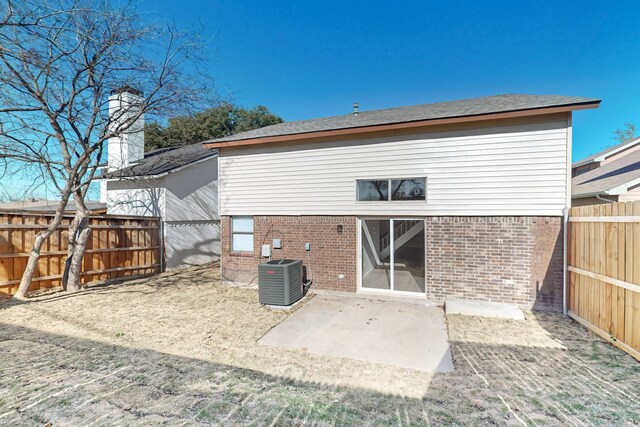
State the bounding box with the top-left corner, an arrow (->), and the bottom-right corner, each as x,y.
259,294 -> 453,372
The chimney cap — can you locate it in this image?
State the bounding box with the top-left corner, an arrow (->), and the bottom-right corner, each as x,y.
353,102 -> 359,116
111,85 -> 143,96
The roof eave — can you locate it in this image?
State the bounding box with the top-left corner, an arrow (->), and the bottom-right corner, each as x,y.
573,136 -> 640,167
572,158 -> 599,168
607,176 -> 640,196
103,152 -> 219,180
572,190 -> 608,199
203,101 -> 600,149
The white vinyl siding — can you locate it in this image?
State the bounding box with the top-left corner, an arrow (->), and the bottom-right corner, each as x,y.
105,156 -> 221,269
219,119 -> 569,216
163,157 -> 219,221
106,178 -> 166,217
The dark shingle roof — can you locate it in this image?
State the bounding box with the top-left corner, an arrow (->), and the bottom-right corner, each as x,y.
204,94 -> 599,144
572,148 -> 640,197
105,143 -> 217,179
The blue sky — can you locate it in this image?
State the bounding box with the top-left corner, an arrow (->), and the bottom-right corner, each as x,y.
150,0 -> 640,161
4,1 -> 640,199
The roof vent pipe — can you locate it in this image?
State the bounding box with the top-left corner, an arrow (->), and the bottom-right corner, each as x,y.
353,102 -> 358,116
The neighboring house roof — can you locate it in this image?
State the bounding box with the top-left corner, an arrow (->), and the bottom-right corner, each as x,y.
203,94 -> 600,148
0,200 -> 106,213
572,148 -> 640,198
573,136 -> 640,168
105,143 -> 218,179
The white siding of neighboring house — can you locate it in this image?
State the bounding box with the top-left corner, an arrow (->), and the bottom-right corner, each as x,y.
106,177 -> 166,217
219,117 -> 570,217
105,156 -> 220,269
618,183 -> 640,202
162,158 -> 220,269
163,158 -> 219,221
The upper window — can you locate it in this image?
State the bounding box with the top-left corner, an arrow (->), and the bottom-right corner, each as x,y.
356,180 -> 388,201
390,179 -> 426,200
231,216 -> 253,252
356,178 -> 426,202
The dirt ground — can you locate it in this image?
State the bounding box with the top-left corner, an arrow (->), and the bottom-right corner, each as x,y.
0,263 -> 638,426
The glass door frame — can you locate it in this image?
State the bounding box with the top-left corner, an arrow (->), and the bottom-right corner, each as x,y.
357,217 -> 426,296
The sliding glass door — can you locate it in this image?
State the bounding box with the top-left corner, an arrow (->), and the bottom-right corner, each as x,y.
360,218 -> 425,293
392,220 -> 426,292
361,219 -> 392,290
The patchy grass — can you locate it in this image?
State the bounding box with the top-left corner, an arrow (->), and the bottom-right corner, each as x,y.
0,263 -> 638,426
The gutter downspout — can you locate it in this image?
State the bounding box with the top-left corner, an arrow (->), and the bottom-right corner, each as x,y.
160,186 -> 167,272
563,113 -> 572,316
160,219 -> 165,273
596,194 -> 616,203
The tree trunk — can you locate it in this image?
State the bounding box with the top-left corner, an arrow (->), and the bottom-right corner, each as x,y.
14,206 -> 69,300
66,224 -> 91,291
62,212 -> 80,291
13,232 -> 51,299
63,209 -> 90,292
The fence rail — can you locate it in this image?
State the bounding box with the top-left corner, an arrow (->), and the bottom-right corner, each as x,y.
568,201 -> 640,361
0,211 -> 162,296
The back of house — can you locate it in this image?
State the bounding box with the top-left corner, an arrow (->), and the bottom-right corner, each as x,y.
205,94 -> 599,311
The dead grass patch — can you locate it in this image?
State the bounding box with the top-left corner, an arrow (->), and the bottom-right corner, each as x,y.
1,263 -> 638,426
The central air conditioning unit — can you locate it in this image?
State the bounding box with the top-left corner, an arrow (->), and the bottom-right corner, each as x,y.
258,259 -> 303,306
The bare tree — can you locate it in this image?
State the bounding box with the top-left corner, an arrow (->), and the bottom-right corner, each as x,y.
614,122 -> 636,144
0,0 -> 210,298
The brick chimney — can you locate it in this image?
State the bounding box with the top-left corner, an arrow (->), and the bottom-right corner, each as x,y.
107,86 -> 144,171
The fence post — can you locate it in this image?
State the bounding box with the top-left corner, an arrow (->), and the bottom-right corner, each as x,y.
563,205 -> 568,316
159,219 -> 165,273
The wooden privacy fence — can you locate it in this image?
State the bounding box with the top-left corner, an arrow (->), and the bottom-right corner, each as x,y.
0,211 -> 162,296
568,201 -> 640,361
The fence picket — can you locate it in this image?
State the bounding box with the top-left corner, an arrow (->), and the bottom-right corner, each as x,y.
569,201 -> 640,360
633,201 -> 640,350
0,212 -> 161,296
610,203 -> 619,336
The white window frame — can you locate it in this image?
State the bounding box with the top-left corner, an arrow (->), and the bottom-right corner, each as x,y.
231,216 -> 254,253
356,217 -> 427,297
355,177 -> 427,202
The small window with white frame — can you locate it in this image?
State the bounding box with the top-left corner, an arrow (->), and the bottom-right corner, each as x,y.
356,178 -> 426,202
231,216 -> 254,252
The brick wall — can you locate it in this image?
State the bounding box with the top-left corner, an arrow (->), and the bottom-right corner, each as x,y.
221,216 -> 357,291
425,216 -> 563,311
221,215 -> 564,311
